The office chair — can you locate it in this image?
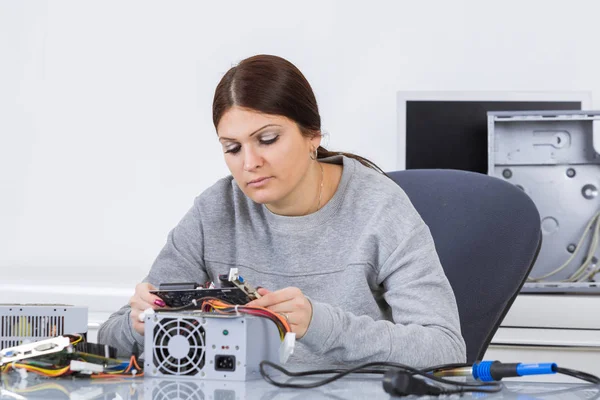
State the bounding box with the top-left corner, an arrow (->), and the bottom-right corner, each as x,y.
387,169 -> 542,363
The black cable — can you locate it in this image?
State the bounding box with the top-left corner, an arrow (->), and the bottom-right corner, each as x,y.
131,342 -> 140,361
260,360 -> 600,396
422,362 -> 471,374
164,297 -> 208,311
260,361 -> 386,389
555,366 -> 600,384
259,360 -> 502,393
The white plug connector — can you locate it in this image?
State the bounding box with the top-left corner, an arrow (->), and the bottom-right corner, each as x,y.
138,308 -> 155,322
70,360 -> 104,374
279,332 -> 296,364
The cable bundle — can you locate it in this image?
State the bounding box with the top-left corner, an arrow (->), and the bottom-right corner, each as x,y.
200,298 -> 291,340
529,209 -> 600,282
0,335 -> 143,379
90,355 -> 143,379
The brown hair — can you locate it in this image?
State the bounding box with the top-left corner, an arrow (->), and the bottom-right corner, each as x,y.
212,54 -> 384,173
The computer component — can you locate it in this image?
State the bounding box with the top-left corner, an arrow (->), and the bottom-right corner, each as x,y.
1,334 -> 138,379
151,268 -> 260,308
0,336 -> 70,365
151,287 -> 252,308
74,342 -> 117,359
488,110 -> 600,292
397,91 -> 591,172
144,312 -> 280,381
226,268 -> 262,300
0,304 -> 88,349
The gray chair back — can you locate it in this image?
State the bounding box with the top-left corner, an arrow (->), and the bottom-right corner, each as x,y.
387,169 -> 541,362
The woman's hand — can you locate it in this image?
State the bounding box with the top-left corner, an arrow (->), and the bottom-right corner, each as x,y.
247,287 -> 313,339
129,282 -> 166,335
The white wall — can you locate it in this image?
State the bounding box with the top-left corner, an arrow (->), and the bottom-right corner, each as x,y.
2,0 -> 600,313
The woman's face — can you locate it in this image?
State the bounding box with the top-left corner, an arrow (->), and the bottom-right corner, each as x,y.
217,106 -> 320,206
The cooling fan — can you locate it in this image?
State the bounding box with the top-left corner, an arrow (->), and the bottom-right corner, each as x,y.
145,311 -> 280,381
152,316 -> 206,376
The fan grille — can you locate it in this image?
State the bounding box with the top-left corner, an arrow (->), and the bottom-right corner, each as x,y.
1,315 -> 65,349
153,317 -> 206,376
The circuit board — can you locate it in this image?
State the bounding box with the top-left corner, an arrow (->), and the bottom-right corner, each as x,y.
150,287 -> 252,308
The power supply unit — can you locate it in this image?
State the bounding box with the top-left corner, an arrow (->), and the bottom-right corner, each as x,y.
144,311 -> 280,381
0,304 -> 88,350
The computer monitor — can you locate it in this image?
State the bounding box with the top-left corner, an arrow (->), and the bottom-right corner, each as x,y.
396,91 -> 592,172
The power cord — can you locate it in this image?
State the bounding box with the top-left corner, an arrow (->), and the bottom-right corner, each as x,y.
260,360 -> 600,397
259,360 -> 502,396
554,366 -> 600,384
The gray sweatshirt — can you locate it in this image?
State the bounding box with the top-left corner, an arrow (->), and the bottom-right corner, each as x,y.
98,156 -> 466,368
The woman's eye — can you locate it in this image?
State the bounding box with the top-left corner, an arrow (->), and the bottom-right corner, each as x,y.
260,135 -> 279,145
225,146 -> 241,154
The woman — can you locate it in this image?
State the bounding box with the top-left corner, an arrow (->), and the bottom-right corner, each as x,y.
98,54 -> 466,368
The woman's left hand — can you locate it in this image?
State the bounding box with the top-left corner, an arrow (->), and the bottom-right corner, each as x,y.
247,286 -> 313,339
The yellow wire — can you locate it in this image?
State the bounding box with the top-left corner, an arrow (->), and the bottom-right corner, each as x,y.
70,334 -> 83,345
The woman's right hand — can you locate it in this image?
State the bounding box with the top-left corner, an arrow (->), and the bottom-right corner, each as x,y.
129,282 -> 166,335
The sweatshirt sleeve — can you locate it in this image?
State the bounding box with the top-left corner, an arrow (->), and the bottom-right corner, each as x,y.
299,223 -> 466,368
98,198 -> 209,356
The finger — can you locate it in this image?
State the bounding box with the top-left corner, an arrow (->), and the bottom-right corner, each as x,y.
256,287 -> 271,296
247,287 -> 270,306
271,309 -> 302,328
138,282 -> 157,291
261,298 -> 297,314
131,297 -> 163,312
247,287 -> 297,308
138,287 -> 165,306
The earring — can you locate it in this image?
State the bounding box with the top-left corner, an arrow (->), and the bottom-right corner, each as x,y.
310,147 -> 318,160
